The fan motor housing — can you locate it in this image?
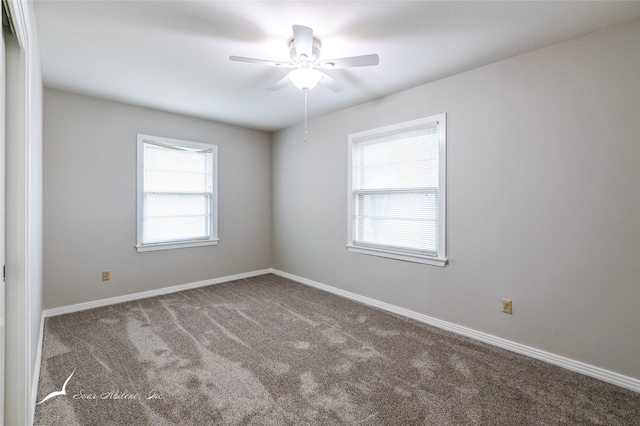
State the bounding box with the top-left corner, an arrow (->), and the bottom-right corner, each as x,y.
289,38 -> 322,65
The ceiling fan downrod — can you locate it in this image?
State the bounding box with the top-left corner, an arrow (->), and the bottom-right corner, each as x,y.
303,88 -> 309,143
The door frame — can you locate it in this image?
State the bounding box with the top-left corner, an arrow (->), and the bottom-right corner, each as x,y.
2,2 -> 33,425
0,16 -> 6,426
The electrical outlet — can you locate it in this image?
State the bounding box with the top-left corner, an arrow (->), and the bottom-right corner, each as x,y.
102,270 -> 110,281
502,299 -> 512,314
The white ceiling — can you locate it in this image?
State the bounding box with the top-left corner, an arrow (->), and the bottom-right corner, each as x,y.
33,1 -> 640,132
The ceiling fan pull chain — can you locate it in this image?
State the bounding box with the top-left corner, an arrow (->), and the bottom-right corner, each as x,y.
304,88 -> 309,143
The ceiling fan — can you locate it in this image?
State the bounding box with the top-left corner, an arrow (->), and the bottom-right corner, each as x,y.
229,25 -> 380,92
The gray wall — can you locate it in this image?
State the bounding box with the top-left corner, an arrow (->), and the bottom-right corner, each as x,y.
272,20 -> 640,379
43,90 -> 272,309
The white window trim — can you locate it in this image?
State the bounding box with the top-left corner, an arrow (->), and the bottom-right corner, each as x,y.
346,114 -> 447,267
136,134 -> 219,252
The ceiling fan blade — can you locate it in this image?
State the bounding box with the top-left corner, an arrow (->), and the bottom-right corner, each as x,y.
320,54 -> 380,69
318,72 -> 345,92
267,75 -> 291,91
292,25 -> 313,58
229,56 -> 292,68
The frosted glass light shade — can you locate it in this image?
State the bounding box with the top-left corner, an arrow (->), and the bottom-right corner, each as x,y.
288,68 -> 323,90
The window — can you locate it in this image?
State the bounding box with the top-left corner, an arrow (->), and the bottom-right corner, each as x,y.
347,114 -> 447,266
136,134 -> 218,252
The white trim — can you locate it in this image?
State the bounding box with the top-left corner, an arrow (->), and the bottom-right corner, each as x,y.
24,34 -> 34,426
4,0 -> 31,49
136,238 -> 219,252
271,269 -> 640,393
0,22 -> 5,426
4,2 -> 37,424
31,312 -> 45,424
346,244 -> 447,267
437,113 -> 447,260
42,269 -> 271,317
5,8 -> 36,423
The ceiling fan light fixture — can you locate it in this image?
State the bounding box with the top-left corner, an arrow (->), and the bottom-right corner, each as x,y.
288,68 -> 323,91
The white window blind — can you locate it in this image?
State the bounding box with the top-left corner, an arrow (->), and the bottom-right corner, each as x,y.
136,135 -> 218,251
348,114 -> 447,266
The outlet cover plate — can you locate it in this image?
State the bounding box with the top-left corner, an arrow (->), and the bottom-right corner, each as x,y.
502,298 -> 512,314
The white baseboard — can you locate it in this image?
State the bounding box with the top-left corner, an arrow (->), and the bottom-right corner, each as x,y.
38,267 -> 639,393
42,269 -> 272,318
271,269 -> 640,393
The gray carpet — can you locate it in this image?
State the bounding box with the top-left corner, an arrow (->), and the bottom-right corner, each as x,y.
34,274 -> 639,425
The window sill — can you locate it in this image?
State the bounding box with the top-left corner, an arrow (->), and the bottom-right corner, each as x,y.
136,239 -> 219,252
346,244 -> 448,267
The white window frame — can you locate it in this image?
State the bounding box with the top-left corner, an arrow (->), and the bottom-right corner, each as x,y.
347,114 -> 447,267
136,134 -> 219,252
